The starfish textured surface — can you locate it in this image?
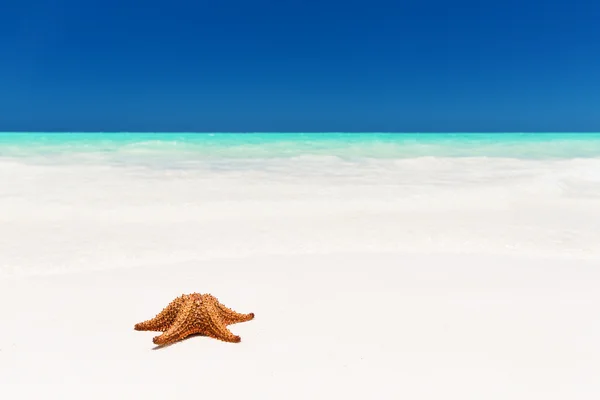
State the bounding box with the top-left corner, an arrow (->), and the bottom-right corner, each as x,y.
134,293 -> 254,346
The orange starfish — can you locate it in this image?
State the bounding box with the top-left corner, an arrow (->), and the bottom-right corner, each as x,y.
134,293 -> 254,346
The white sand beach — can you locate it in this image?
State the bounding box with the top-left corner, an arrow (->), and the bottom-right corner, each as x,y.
1,253 -> 599,399
1,147 -> 600,399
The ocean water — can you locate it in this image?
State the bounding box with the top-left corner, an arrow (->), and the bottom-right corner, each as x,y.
2,132 -> 600,276
2,132 -> 600,162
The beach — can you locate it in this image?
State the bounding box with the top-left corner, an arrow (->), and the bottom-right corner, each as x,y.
1,133 -> 599,398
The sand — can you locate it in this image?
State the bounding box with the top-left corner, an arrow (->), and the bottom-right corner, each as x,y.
2,140 -> 600,398
1,252 -> 599,399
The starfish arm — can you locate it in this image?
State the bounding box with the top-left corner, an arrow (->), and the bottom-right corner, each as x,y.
152,297 -> 200,346
201,300 -> 242,343
211,296 -> 255,325
134,295 -> 188,332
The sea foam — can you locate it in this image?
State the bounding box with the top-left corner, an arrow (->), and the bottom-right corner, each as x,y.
1,133 -> 600,276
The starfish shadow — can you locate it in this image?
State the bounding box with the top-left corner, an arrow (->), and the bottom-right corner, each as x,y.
151,333 -> 208,350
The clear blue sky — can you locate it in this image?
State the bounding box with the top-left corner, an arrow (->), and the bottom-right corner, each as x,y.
1,0 -> 599,132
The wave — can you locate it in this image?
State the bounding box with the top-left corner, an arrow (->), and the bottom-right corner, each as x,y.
2,133 -> 600,276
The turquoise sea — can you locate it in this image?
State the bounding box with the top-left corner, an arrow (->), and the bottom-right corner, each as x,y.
1,133 -> 600,164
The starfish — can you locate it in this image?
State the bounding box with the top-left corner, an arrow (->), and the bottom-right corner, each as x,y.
134,293 -> 254,346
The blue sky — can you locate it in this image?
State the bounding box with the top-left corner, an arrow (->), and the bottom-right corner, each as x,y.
1,0 -> 599,132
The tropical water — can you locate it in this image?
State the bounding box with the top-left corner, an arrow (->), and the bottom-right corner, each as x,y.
2,132 -> 600,164
2,132 -> 600,276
